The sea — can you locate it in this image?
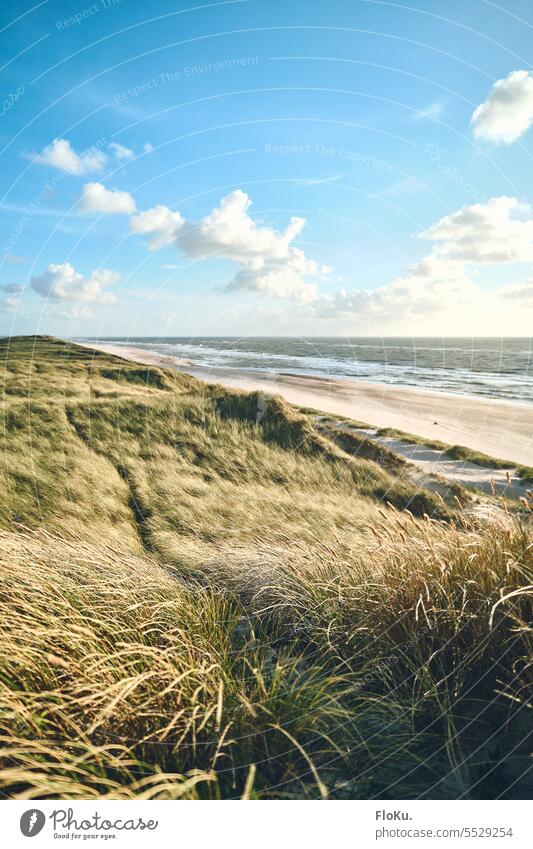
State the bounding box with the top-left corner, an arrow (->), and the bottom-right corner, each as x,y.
82,337 -> 533,406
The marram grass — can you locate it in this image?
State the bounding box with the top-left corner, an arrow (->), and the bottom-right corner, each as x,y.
0,336 -> 531,799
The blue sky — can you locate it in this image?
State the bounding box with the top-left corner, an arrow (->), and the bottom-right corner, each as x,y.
2,0 -> 533,337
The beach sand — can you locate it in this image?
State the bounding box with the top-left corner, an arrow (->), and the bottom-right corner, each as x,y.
83,342 -> 533,467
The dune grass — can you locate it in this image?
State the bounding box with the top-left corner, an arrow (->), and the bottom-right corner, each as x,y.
0,336 -> 531,800
0,336 -> 449,560
0,519 -> 531,800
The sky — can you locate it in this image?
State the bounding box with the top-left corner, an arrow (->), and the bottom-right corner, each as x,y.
2,0 -> 533,338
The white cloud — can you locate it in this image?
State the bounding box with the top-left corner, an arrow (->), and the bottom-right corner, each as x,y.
175,190 -> 305,261
108,142 -> 134,161
131,190 -> 329,301
79,182 -> 136,215
500,279 -> 533,303
413,99 -> 445,122
31,262 -> 119,304
130,190 -> 533,319
143,143 -> 154,153
226,262 -> 320,303
313,195 -> 533,323
471,70 -> 533,144
31,138 -> 107,175
130,205 -> 184,249
421,196 -> 533,263
316,257 -> 476,322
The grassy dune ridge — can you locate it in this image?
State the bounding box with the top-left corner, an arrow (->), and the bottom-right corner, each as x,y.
0,336 -> 531,799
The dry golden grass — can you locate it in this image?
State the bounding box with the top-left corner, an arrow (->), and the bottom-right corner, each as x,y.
0,336 -> 449,560
0,516 -> 531,800
0,530 -> 355,799
0,337 -> 531,799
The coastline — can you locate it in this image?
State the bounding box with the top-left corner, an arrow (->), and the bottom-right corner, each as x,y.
81,342 -> 533,467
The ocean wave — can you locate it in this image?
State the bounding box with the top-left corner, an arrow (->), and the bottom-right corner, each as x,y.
82,337 -> 533,405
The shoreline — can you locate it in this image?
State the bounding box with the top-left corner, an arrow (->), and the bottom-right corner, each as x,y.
81,341 -> 533,467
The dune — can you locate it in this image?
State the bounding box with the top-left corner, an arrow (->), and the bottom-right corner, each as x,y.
84,342 -> 533,467
1,336 -> 529,801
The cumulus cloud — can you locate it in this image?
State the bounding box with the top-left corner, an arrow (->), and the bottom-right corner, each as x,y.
420,196 -> 533,264
173,191 -> 305,261
130,190 -> 533,319
471,70 -> 533,144
143,143 -> 154,153
313,195 -> 533,323
314,196 -> 533,323
108,142 -> 134,161
226,262 -> 320,303
130,205 -> 184,249
500,279 -> 533,303
131,190 -> 329,301
31,262 -> 119,304
31,138 -> 107,175
79,182 -> 136,215
316,257 -> 476,322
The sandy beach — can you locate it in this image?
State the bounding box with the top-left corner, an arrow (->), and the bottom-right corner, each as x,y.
84,342 -> 533,467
